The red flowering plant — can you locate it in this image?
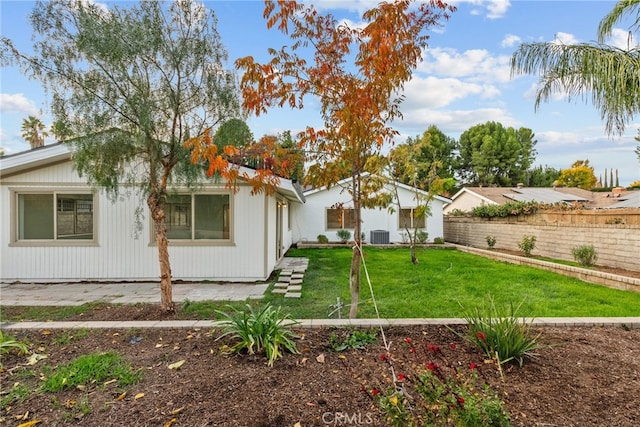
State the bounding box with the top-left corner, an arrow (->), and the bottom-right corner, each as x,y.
368,330 -> 511,427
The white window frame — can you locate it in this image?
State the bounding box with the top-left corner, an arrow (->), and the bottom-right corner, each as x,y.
326,207 -> 356,230
398,207 -> 426,230
10,189 -> 97,246
158,192 -> 233,246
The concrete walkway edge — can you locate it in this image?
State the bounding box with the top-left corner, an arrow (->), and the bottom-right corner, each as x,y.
2,317 -> 639,330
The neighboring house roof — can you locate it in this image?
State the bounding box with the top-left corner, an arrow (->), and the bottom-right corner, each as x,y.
0,143 -> 305,203
608,190 -> 640,208
303,175 -> 452,204
445,186 -> 632,210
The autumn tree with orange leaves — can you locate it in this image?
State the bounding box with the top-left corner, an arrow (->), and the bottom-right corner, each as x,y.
234,0 -> 455,318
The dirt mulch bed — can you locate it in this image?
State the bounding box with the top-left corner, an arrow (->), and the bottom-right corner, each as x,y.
1,321 -> 639,427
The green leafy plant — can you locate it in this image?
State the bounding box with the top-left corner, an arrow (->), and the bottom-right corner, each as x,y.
485,235 -> 497,249
432,236 -> 445,244
0,330 -> 29,362
472,201 -> 540,218
336,229 -> 351,243
517,235 -> 536,257
460,298 -> 543,368
329,329 -> 377,352
415,230 -> 429,243
572,245 -> 598,266
41,351 -> 142,392
317,234 -> 329,243
216,304 -> 299,367
373,334 -> 511,427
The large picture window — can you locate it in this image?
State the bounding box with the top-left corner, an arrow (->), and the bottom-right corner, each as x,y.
326,208 -> 356,229
165,194 -> 230,240
17,193 -> 94,241
399,208 -> 425,229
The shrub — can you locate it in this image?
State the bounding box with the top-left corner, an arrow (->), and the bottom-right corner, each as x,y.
517,235 -> 536,256
472,201 -> 539,218
417,230 -> 429,243
485,235 -> 496,249
336,229 -> 351,242
216,304 -> 299,367
460,298 -> 543,368
317,234 -> 329,243
329,330 -> 377,352
572,245 -> 598,266
375,333 -> 511,426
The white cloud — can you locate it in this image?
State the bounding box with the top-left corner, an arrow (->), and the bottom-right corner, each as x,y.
419,47 -> 512,83
501,34 -> 521,48
455,0 -> 511,19
552,31 -> 579,45
398,107 -> 519,134
523,82 -> 567,102
402,76 -> 500,110
485,0 -> 510,19
0,93 -> 39,115
606,28 -> 639,50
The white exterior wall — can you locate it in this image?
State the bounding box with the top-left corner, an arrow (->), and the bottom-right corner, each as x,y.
1,158 -> 292,283
443,191 -> 494,214
292,183 -> 447,243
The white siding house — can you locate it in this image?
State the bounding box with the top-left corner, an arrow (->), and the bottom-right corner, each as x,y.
291,178 -> 450,244
0,144 -> 304,283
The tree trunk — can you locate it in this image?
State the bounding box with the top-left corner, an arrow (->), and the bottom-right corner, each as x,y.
349,174 -> 362,319
410,244 -> 419,265
148,193 -> 174,312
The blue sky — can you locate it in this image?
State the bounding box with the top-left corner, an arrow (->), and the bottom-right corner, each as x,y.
2,0 -> 640,186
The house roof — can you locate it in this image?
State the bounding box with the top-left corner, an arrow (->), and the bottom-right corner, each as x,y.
302,175 -> 452,204
0,143 -> 305,203
608,190 -> 640,208
447,186 -> 636,209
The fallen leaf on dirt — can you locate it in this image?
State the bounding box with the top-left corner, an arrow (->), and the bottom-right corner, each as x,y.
155,343 -> 165,348
17,421 -> 40,427
27,354 -> 47,365
168,360 -> 185,370
338,355 -> 346,360
294,422 -> 302,427
134,393 -> 145,400
76,385 -> 86,391
297,357 -> 308,366
316,354 -> 325,363
163,418 -> 177,427
104,379 -> 116,386
306,402 -> 315,406
64,400 -> 76,409
41,330 -> 51,336
117,392 -> 127,401
170,407 -> 185,415
15,412 -> 29,420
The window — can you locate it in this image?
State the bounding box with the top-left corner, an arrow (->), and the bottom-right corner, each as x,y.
17,193 -> 94,241
326,208 -> 356,229
165,194 -> 230,240
399,208 -> 425,229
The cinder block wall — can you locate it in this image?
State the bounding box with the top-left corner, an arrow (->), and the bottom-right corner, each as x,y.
444,215 -> 640,272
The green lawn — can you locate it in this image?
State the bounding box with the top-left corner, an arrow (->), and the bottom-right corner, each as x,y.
3,246 -> 638,322
256,247 -> 640,319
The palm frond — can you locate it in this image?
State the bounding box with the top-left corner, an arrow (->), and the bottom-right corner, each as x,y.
598,0 -> 640,42
512,42 -> 640,135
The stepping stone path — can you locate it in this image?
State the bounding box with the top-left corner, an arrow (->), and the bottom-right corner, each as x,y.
272,257 -> 309,298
